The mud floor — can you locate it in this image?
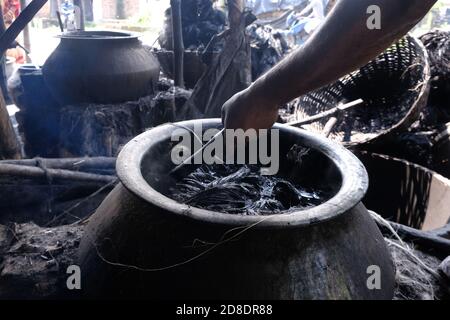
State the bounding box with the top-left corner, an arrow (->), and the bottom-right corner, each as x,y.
0,222 -> 84,299
1,221 -> 448,299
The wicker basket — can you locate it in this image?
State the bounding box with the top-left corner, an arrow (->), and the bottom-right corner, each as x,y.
294,35 -> 431,146
356,151 -> 450,231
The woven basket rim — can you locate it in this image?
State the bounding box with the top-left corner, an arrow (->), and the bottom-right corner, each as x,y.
296,34 -> 431,147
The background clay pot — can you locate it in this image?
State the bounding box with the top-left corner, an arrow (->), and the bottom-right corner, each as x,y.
42,31 -> 160,105
8,65 -> 60,157
78,119 -> 395,299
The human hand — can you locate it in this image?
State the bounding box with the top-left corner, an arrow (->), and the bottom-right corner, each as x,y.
221,88 -> 279,131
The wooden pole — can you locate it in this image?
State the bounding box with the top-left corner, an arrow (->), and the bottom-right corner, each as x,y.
116,0 -> 125,20
19,0 -> 32,62
0,0 -> 48,57
0,89 -> 21,159
0,2 -> 20,159
83,0 -> 94,22
56,10 -> 64,32
228,0 -> 245,31
0,2 -> 10,102
50,0 -> 58,18
74,0 -> 85,31
170,0 -> 184,88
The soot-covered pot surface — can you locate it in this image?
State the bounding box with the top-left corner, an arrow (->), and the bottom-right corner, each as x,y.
78,119 -> 395,299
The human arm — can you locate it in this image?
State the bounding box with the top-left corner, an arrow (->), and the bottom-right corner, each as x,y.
222,0 -> 437,130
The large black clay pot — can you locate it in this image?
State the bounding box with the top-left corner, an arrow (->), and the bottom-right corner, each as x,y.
42,31 -> 160,105
78,119 -> 395,299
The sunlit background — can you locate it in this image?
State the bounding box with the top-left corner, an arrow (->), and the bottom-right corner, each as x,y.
9,0 -> 450,66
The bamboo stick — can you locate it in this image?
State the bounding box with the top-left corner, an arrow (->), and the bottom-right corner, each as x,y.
73,0 -> 85,31
0,1 -> 10,104
0,163 -> 116,183
170,0 -> 184,88
0,157 -> 116,170
287,99 -> 364,127
19,0 -> 32,62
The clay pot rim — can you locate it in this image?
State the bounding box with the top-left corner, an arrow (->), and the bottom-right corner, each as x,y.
116,119 -> 369,228
57,30 -> 139,41
155,48 -> 221,54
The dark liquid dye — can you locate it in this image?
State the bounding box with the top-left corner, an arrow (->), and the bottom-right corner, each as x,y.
169,163 -> 332,215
